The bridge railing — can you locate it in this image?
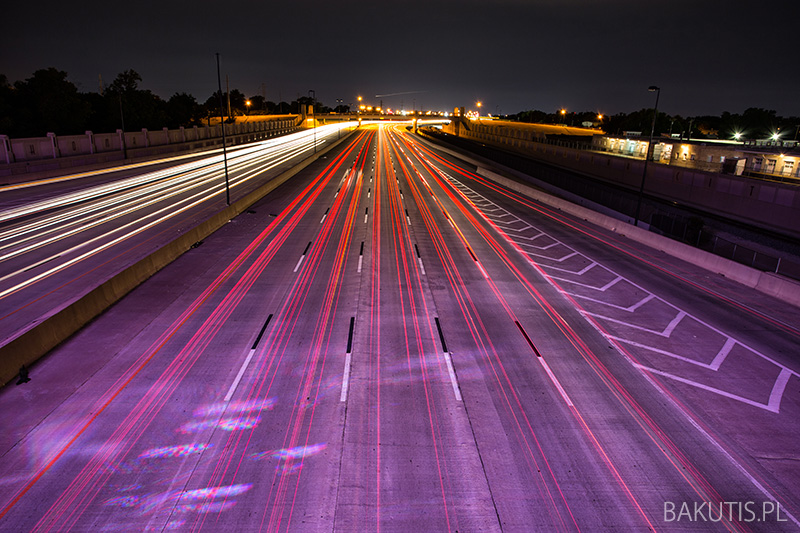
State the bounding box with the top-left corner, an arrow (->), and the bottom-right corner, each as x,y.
0,117 -> 300,169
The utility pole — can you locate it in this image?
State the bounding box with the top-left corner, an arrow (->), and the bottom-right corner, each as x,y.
634,85 -> 660,227
216,53 -> 231,205
309,89 -> 316,153
226,75 -> 232,120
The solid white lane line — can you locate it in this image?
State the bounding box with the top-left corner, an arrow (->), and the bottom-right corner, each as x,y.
341,317 -> 356,402
538,357 -> 574,407
340,353 -> 352,402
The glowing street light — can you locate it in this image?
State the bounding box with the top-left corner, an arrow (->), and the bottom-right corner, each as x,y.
245,100 -> 251,116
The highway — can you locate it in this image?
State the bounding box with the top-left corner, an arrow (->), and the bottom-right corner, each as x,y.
0,124 -> 352,351
0,123 -> 799,531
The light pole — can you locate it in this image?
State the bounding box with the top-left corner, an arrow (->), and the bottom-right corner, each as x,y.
634,85 -> 660,227
336,99 -> 343,138
308,89 -> 316,153
216,53 -> 231,206
117,92 -> 127,159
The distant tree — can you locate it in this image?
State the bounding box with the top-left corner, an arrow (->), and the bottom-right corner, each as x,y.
11,68 -> 91,136
109,69 -> 142,94
203,88 -> 247,119
83,90 -> 117,133
247,95 -> 266,112
105,69 -> 167,131
228,89 -> 246,116
0,74 -> 14,134
165,92 -> 202,128
511,109 -> 548,124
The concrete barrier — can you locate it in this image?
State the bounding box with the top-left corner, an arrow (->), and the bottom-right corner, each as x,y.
0,130 -> 357,388
420,133 -> 800,309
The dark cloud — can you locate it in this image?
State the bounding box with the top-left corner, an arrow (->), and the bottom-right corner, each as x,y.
3,0 -> 798,116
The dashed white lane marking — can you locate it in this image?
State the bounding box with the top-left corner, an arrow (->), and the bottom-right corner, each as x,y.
340,352 -> 353,402
293,255 -> 305,273
539,357 -> 574,407
443,352 -> 462,401
225,349 -> 257,402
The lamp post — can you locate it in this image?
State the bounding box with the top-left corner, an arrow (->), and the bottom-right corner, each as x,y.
336,99 -> 343,138
634,85 -> 660,227
216,52 -> 231,206
117,92 -> 127,159
308,89 -> 316,153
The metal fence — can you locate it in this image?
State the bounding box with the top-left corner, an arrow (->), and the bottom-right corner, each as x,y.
647,209 -> 800,281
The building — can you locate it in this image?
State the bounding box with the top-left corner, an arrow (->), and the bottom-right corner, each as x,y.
593,134 -> 800,180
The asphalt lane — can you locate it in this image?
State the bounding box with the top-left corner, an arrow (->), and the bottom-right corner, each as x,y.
0,124 -> 798,531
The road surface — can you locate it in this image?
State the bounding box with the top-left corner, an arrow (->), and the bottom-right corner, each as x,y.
1,123 -> 798,532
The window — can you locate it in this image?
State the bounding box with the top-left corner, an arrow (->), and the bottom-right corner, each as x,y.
783,160 -> 795,175
766,159 -> 777,173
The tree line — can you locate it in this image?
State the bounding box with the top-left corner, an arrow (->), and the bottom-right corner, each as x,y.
509,108 -> 800,141
4,67 -> 799,142
0,68 -> 349,138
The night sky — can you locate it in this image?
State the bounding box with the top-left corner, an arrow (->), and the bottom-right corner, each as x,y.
4,0 -> 798,117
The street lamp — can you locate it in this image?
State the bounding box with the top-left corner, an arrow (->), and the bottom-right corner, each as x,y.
215,52 -> 231,206
634,85 -> 660,227
308,89 -> 316,153
245,100 -> 251,116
